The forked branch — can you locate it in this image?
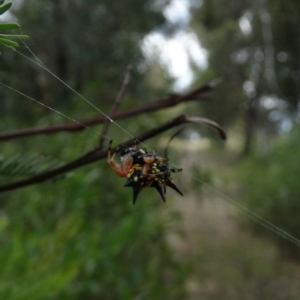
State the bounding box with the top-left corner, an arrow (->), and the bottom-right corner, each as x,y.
0,114 -> 226,193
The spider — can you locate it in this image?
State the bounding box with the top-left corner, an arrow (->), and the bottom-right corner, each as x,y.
107,139 -> 183,204
124,161 -> 183,204
107,139 -> 167,179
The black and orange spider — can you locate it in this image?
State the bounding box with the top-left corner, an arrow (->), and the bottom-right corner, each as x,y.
107,139 -> 183,204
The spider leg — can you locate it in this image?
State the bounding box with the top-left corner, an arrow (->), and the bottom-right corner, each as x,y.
169,168 -> 183,173
132,138 -> 138,150
107,139 -> 133,177
107,140 -> 118,169
107,139 -> 113,160
141,163 -> 150,177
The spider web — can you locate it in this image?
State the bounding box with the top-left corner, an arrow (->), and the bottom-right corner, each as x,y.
2,41 -> 300,249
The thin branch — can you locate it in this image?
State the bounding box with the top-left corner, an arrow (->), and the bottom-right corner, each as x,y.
0,114 -> 226,193
185,116 -> 227,140
0,79 -> 218,141
98,65 -> 132,149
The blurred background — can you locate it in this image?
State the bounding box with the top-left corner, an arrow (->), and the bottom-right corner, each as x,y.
1,0 -> 300,299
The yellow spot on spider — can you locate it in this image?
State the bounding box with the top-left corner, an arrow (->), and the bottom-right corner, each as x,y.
134,176 -> 138,182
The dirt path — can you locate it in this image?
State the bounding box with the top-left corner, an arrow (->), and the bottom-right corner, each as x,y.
167,145 -> 300,299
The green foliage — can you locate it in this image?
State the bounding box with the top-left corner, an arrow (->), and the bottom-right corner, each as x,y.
0,1 -> 29,51
0,132 -> 187,299
0,0 -> 170,115
0,213 -> 81,299
190,0 -> 249,127
0,2 -> 12,15
190,0 -> 300,153
238,126 -> 300,256
0,1 -> 188,298
0,152 -> 63,179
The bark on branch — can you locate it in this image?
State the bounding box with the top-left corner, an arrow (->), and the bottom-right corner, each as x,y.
0,79 -> 219,141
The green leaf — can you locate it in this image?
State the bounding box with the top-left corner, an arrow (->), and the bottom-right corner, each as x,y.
0,23 -> 20,30
0,1 -> 4,5
0,2 -> 12,15
9,264 -> 79,300
0,34 -> 29,39
0,42 -> 16,51
0,37 -> 18,48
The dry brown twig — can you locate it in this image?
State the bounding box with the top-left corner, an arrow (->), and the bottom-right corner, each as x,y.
98,65 -> 133,150
0,79 -> 219,141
